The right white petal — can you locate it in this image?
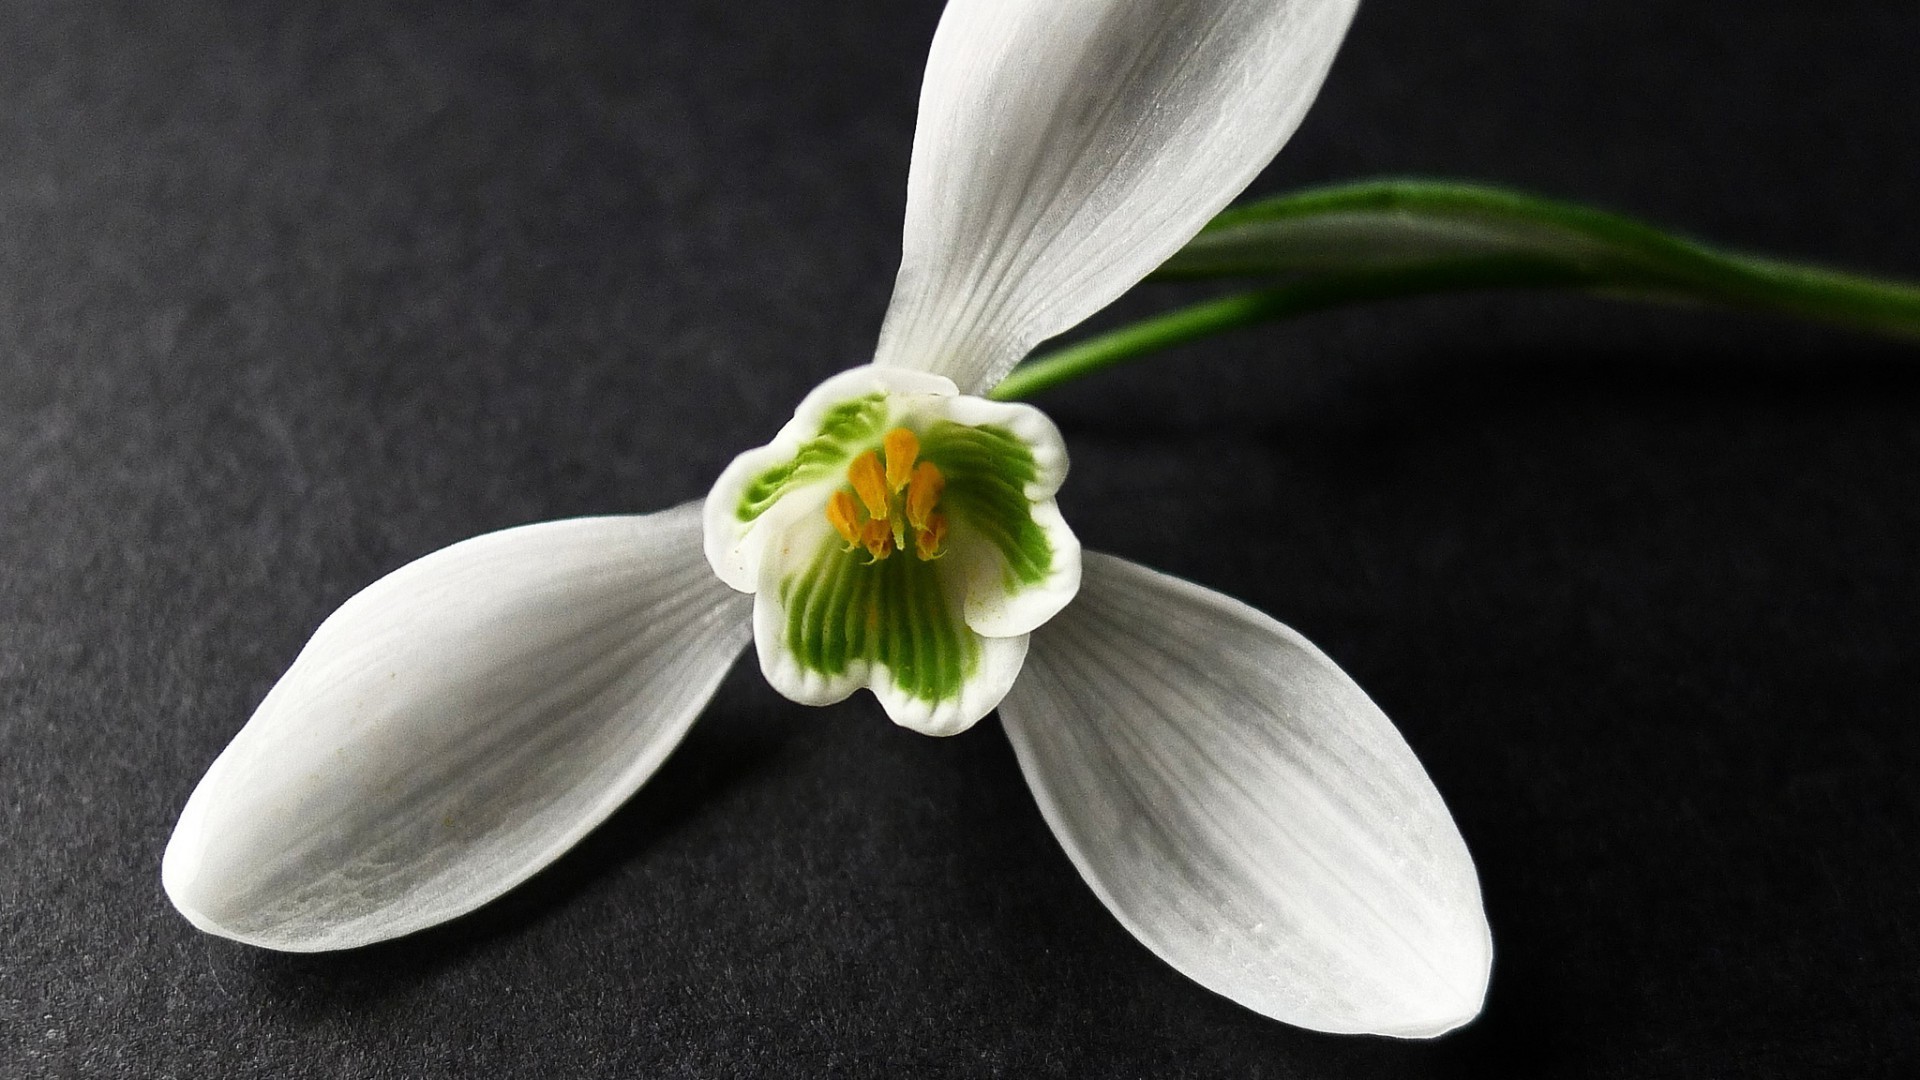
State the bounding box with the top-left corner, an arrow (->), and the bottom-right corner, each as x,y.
999,553 -> 1489,1037
163,502 -> 751,951
875,0 -> 1360,394
938,392 -> 1081,639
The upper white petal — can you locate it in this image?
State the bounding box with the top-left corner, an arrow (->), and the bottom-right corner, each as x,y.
875,0 -> 1360,393
998,553 -> 1490,1037
163,503 -> 751,951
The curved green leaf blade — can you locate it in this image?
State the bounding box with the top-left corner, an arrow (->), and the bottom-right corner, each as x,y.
993,179 -> 1920,401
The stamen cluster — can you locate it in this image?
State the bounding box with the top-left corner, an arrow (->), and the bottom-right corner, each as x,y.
827,427 -> 947,562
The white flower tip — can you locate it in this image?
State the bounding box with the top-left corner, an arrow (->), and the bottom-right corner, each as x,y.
161,761 -> 248,943
1194,799 -> 1493,1039
877,0 -> 1361,393
161,508 -> 753,954
1143,865 -> 1492,1039
159,778 -> 370,952
1366,923 -> 1493,1038
160,797 -> 229,938
1000,553 -> 1491,1039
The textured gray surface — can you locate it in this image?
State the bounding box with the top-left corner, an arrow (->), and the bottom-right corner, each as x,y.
5,1 -> 1919,1075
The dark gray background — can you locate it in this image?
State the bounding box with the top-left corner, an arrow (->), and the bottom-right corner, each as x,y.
5,1 -> 1918,1076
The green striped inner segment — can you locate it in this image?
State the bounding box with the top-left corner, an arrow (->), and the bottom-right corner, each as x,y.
916,421 -> 1053,589
781,535 -> 975,704
736,393 -> 889,523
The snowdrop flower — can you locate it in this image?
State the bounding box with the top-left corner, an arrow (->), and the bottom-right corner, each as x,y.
165,0 -> 1490,1038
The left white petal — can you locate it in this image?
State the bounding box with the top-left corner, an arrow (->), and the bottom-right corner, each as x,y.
163,503 -> 751,951
999,553 -> 1490,1037
875,0 -> 1360,394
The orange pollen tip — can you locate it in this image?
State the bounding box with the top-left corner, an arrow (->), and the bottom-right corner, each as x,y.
860,518 -> 894,560
825,490 -> 862,545
883,427 -> 919,492
905,461 -> 945,530
914,513 -> 948,561
847,450 -> 890,519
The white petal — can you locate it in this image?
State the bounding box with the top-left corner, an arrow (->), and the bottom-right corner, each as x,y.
939,392 -> 1079,638
875,0 -> 1360,393
999,554 -> 1490,1037
866,630 -> 1027,737
749,513 -> 1029,737
163,503 -> 751,951
953,496 -> 1080,640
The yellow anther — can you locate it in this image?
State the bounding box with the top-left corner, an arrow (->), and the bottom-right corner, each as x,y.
905,460 -> 945,530
826,490 -> 862,547
847,450 -> 890,520
859,518 -> 895,561
914,513 -> 948,561
883,427 -> 919,492
833,435 -> 947,565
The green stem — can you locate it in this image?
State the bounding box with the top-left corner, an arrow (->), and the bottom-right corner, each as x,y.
990,179 -> 1920,402
992,257 -> 1596,401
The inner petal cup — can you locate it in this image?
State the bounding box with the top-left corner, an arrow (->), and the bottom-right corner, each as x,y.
705,365 -> 1081,734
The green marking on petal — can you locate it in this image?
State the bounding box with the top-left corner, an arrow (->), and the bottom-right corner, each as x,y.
737,393 -> 889,523
780,535 -> 976,704
917,421 -> 1053,588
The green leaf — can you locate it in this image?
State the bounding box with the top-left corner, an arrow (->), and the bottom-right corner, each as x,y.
1153,179 -> 1674,281
992,179 -> 1920,401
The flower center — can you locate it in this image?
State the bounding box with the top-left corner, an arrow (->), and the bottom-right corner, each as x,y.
826,426 -> 948,562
